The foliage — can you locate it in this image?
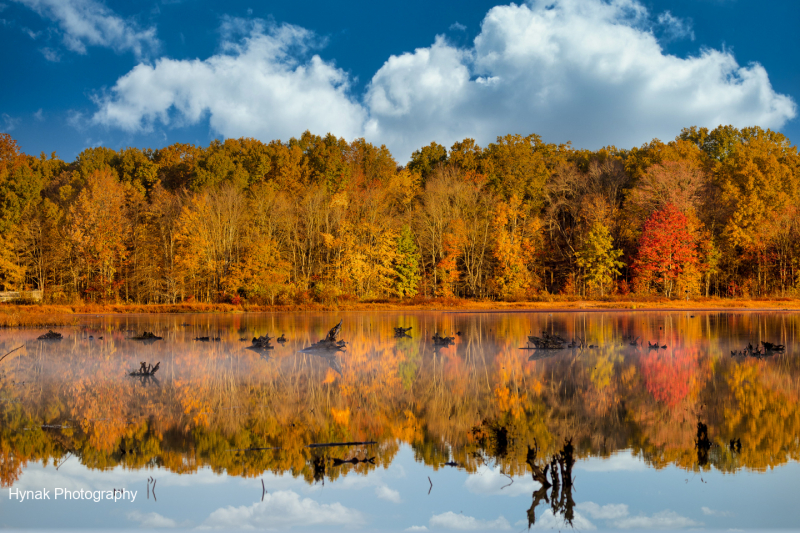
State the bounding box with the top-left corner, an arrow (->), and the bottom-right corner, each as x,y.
634,204 -> 698,297
575,221 -> 624,297
0,125 -> 798,302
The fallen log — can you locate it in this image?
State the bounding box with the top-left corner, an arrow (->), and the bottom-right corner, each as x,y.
528,332 -> 565,349
432,332 -> 455,346
37,330 -> 63,340
393,326 -> 412,338
129,361 -> 160,377
131,332 -> 162,341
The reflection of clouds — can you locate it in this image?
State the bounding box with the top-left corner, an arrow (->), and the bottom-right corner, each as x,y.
375,485 -> 401,503
127,510 -> 179,528
613,510 -> 701,529
516,509 -> 596,530
577,502 -> 629,519
575,451 -> 646,472
577,501 -> 701,529
701,506 -> 733,517
15,462 -> 260,493
320,460 -> 405,504
429,511 -> 510,530
463,465 -> 534,497
199,490 -> 364,529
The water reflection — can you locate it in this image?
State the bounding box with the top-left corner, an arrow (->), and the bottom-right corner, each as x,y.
0,310 -> 799,528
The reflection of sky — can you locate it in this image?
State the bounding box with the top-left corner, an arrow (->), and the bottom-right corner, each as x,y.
2,446 -> 799,531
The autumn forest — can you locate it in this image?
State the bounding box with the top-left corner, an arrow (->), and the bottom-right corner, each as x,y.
1,125 -> 798,304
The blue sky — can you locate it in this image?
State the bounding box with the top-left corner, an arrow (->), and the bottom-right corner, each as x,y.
0,0 -> 797,162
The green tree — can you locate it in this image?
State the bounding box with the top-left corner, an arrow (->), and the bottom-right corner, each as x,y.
407,142 -> 447,183
393,225 -> 420,297
575,222 -> 624,297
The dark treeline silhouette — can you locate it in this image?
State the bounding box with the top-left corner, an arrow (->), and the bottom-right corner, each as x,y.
1,125 -> 798,303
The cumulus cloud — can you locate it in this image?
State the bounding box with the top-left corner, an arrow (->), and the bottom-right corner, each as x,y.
200,490 -> 364,529
428,511 -> 511,530
449,22 -> 467,31
91,0 -> 795,161
11,0 -> 158,57
366,0 -> 796,157
92,18 -> 366,143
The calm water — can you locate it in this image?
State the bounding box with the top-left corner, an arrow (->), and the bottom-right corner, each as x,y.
1,310 -> 799,531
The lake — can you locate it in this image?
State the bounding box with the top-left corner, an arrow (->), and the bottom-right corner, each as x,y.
1,310 -> 798,531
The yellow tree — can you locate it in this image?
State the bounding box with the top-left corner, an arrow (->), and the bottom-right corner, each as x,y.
67,168 -> 130,301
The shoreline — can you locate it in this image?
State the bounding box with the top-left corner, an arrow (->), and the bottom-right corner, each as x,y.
2,297 -> 800,326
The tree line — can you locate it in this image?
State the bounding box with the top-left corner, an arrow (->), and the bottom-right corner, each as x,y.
0,125 -> 798,304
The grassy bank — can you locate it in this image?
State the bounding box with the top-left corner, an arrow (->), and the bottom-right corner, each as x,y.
2,296 -> 800,326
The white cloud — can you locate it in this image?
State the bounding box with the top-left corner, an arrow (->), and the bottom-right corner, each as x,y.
375,484 -> 402,503
91,0 -> 795,161
406,526 -> 428,531
92,18 -> 366,143
12,0 -> 158,57
449,22 -> 467,32
577,502 -> 630,520
429,511 -> 510,530
657,11 -> 694,41
365,0 -> 796,158
1,113 -> 20,132
40,46 -> 60,61
201,490 -> 364,529
33,108 -> 44,121
127,511 -> 179,528
613,510 -> 702,529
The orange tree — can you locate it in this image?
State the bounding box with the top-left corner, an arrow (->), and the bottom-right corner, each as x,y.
633,203 -> 697,297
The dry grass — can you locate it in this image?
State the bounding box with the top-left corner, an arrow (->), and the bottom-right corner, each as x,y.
1,295 -> 799,323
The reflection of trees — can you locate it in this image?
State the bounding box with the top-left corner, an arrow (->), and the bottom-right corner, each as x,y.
1,311 -> 799,488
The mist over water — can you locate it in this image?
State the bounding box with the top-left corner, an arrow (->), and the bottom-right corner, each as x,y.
1,310 -> 798,530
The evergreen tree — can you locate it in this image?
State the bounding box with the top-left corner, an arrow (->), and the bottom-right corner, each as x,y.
575,221 -> 624,297
393,226 -> 420,297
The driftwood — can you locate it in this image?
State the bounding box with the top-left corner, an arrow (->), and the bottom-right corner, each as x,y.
695,421 -> 713,466
332,456 -> 375,466
526,438 -> 576,529
761,341 -> 785,352
301,320 -> 347,352
129,361 -> 160,377
526,440 -> 552,488
37,330 -> 62,340
0,345 -> 24,364
731,340 -> 784,359
393,326 -> 412,338
432,332 -> 455,346
131,332 -> 162,341
277,334 -> 287,343
250,335 -> 275,350
195,336 -> 221,342
528,332 -> 565,349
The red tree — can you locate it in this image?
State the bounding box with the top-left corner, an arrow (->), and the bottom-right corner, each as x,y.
634,203 -> 697,297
